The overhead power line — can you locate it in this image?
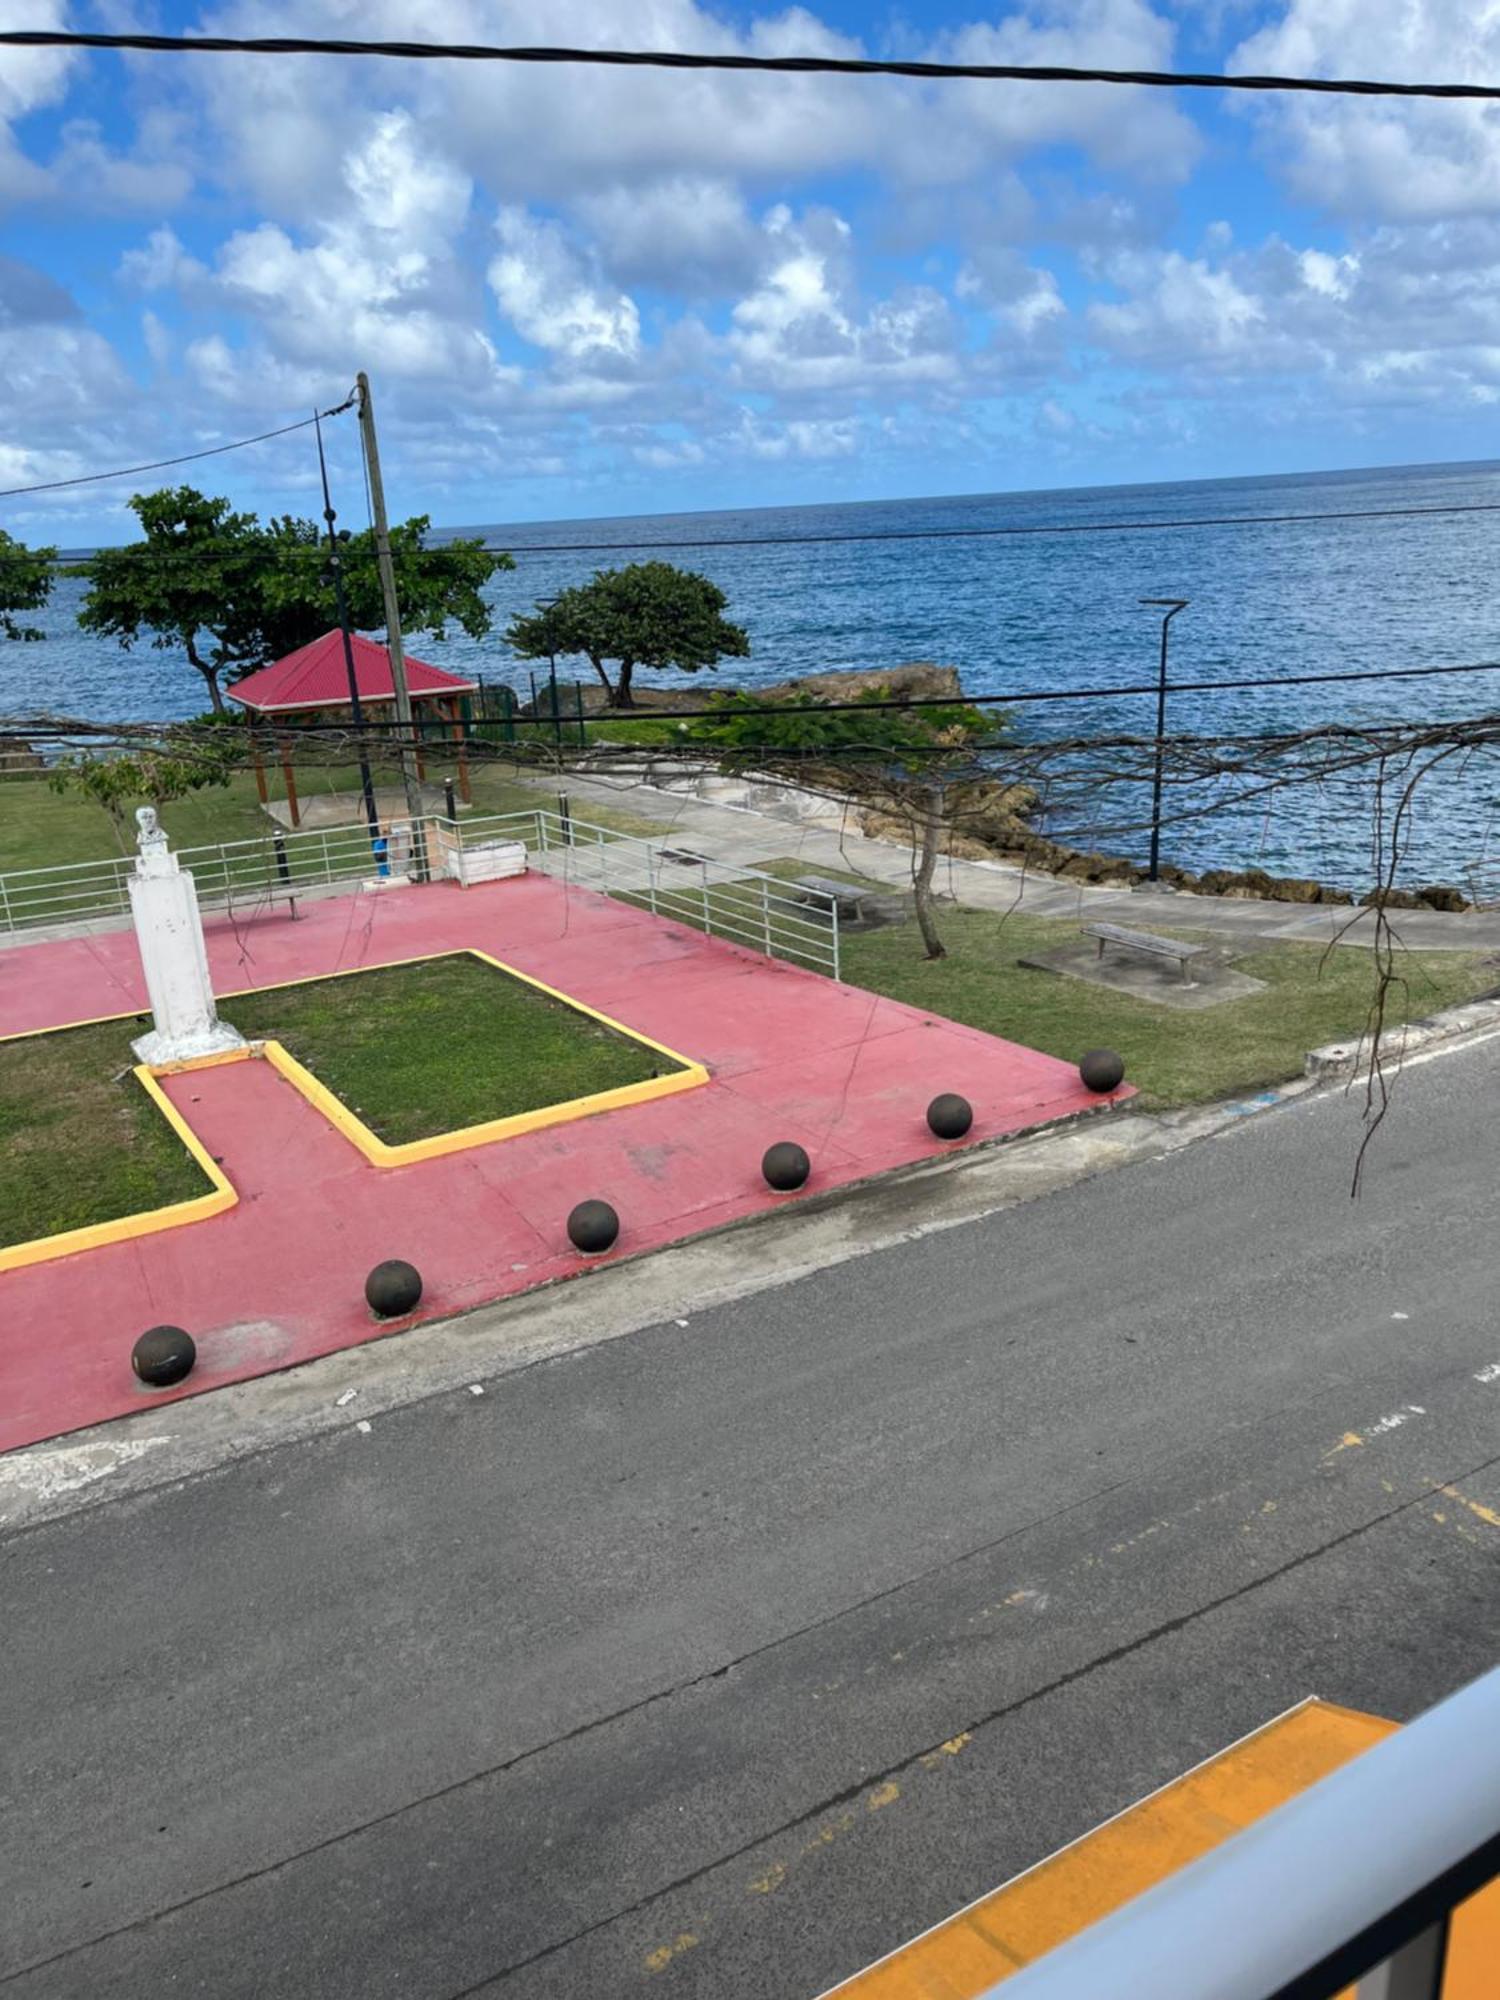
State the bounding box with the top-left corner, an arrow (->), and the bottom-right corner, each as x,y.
0,395 -> 357,500
7,492 -> 1500,568
3,31 -> 1500,100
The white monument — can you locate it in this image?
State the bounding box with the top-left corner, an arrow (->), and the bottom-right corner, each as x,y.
128,807 -> 245,1066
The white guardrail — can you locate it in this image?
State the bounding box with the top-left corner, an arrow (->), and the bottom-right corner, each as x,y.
0,807 -> 841,980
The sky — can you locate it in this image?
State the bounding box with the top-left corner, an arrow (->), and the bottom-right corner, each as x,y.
4,0 -> 1500,544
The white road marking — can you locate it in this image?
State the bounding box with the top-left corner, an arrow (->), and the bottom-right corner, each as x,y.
0,1436 -> 174,1519
1475,1363 -> 1500,1384
355,1420 -> 372,1434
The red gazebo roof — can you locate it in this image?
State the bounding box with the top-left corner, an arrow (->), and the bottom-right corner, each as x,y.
227,631 -> 477,714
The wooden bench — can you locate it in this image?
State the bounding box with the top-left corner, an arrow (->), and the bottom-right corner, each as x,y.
1082,920 -> 1205,983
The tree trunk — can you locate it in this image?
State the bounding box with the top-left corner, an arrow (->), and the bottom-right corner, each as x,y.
913,782 -> 947,960
616,658 -> 635,709
185,639 -> 225,715
586,652 -> 616,703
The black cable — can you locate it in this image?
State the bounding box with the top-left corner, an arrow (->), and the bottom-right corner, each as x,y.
0,394 -> 357,499
3,31 -> 1500,100
186,652 -> 1500,731
9,492 -> 1500,568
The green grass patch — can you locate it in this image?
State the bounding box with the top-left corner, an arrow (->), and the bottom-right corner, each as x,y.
839,907 -> 1496,1108
0,1018 -> 210,1249
226,952 -> 681,1144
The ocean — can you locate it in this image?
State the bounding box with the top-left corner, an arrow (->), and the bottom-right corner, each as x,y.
10,458 -> 1500,890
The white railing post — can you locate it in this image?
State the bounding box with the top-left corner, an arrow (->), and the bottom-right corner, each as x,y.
1356,1922 -> 1450,2000
597,825 -> 608,891
701,859 -> 711,933
830,897 -> 841,981
761,877 -> 772,956
647,845 -> 658,915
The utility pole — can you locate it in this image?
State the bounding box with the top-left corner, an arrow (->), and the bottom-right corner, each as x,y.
315,409 -> 381,848
1139,597 -> 1189,885
356,371 -> 428,879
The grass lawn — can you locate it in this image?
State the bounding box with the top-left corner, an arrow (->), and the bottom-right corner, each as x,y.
0,954 -> 684,1248
835,905 -> 1496,1108
0,761 -> 660,881
0,1018 -> 210,1249
225,952 -> 680,1144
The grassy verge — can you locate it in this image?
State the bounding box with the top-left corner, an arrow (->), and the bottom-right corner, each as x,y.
837,907 -> 1496,1108
0,761 -> 665,881
0,1018 -> 210,1249
225,952 -> 680,1144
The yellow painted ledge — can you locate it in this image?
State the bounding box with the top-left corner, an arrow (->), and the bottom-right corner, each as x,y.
822,1699 -> 1500,1999
0,1061 -> 237,1275
239,946 -> 709,1168
0,949 -> 707,1268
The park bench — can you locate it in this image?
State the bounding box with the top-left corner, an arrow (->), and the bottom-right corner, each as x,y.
1081,920 -> 1206,984
792,874 -> 872,921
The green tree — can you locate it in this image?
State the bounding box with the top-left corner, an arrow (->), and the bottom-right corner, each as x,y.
75,487 -> 510,715
257,512 -> 509,662
0,528 -> 57,641
48,734 -> 237,848
692,689 -> 1000,959
507,561 -> 749,709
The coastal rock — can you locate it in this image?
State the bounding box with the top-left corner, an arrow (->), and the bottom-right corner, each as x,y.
761,661 -> 964,705
1418,883 -> 1470,912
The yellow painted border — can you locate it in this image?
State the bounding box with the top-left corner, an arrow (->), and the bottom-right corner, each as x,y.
219,947 -> 710,1167
0,1057 -> 237,1275
0,948 -> 707,1266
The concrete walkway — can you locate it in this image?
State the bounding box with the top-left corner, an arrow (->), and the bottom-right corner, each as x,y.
552,765 -> 1500,952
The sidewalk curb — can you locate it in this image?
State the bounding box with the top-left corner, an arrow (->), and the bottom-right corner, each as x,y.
1304,989 -> 1500,1080
4,1002 -> 1496,1538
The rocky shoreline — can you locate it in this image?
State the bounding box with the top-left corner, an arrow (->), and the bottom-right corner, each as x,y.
739,664 -> 1476,916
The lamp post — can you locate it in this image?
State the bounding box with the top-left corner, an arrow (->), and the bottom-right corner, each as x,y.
1139,597 -> 1189,885
537,594 -> 562,748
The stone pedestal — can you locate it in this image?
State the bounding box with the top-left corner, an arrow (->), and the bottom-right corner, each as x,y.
127,807 -> 245,1066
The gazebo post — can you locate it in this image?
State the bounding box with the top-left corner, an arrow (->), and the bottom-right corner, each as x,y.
251,735 -> 269,806
451,698 -> 472,804
279,733 -> 301,828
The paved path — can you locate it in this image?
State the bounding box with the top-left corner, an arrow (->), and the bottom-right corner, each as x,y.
554,763 -> 1500,951
2,873 -> 1103,1452
4,1034 -> 1500,1997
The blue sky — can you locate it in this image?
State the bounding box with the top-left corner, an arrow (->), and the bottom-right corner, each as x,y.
3,0 -> 1499,544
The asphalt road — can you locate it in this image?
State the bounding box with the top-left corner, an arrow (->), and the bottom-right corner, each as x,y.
5,1038 -> 1500,1998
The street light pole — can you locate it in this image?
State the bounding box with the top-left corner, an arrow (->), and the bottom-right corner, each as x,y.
1139,597 -> 1189,885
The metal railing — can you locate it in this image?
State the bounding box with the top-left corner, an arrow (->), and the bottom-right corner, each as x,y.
994,1664 -> 1500,2000
518,807 -> 840,979
0,806 -> 841,978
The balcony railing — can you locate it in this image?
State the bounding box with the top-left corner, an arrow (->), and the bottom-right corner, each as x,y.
992,1664 -> 1500,2000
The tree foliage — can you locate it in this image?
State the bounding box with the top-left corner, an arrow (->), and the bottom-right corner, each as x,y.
690,688 -> 1003,960
48,734 -> 237,845
507,562 -> 749,708
0,528 -> 57,642
73,486 -> 510,714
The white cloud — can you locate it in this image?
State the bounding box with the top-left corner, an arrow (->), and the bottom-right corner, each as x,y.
489,208 -> 641,360
1234,0 -> 1500,222
729,206 -> 956,392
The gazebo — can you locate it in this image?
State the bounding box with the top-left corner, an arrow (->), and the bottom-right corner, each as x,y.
228,630 -> 478,827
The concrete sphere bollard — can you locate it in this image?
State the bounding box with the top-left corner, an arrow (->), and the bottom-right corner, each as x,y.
926,1093 -> 974,1140
761,1141 -> 811,1191
132,1325 -> 196,1388
567,1199 -> 620,1254
1079,1048 -> 1126,1094
365,1259 -> 424,1318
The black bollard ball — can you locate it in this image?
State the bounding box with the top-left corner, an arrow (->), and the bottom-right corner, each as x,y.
567,1199 -> 620,1255
132,1324 -> 196,1388
761,1141 -> 811,1192
926,1093 -> 974,1140
365,1259 -> 423,1318
1079,1048 -> 1126,1094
